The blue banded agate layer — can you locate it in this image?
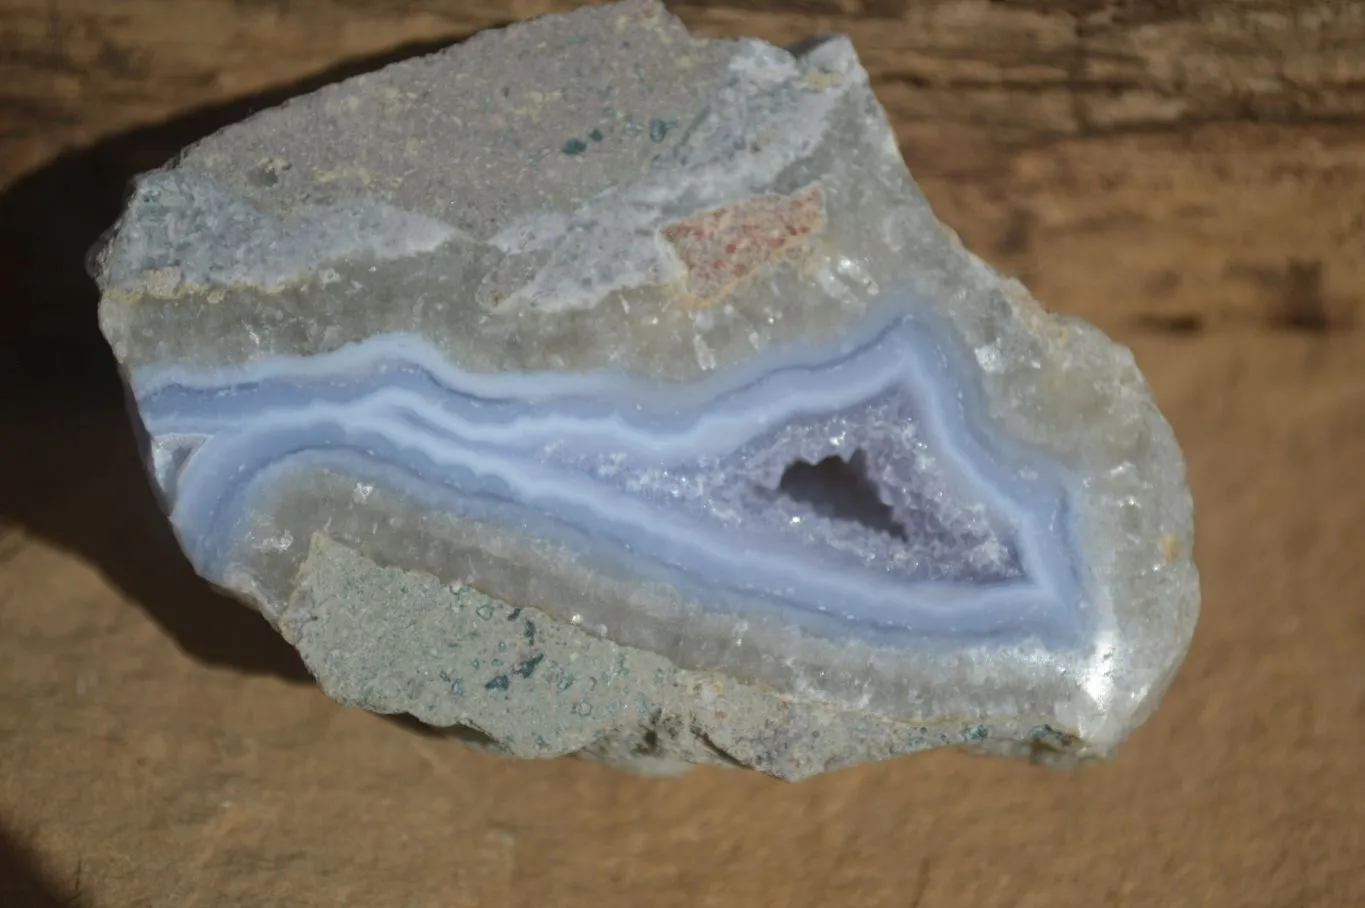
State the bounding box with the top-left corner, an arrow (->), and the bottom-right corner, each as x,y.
132,298 -> 1087,649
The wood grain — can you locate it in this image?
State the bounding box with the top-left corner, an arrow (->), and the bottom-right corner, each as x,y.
1,2 -> 1363,906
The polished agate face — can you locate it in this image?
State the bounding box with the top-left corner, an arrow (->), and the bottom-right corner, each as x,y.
131,301 -> 1080,648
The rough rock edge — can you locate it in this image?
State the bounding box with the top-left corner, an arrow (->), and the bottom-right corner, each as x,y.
282,534 -> 1078,781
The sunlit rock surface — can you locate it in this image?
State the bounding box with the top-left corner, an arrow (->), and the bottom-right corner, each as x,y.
91,0 -> 1199,780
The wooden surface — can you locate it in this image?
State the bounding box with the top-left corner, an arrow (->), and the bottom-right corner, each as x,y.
2,2 -> 1363,905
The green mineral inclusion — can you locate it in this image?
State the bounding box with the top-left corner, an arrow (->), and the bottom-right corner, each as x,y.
648,118 -> 672,142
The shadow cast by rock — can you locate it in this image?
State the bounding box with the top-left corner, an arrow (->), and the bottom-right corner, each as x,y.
0,817 -> 85,908
0,34 -> 493,684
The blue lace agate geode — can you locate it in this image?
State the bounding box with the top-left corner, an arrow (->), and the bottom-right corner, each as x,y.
92,0 -> 1198,778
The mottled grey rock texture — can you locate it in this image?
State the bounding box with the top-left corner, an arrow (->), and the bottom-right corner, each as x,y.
91,0 -> 1199,779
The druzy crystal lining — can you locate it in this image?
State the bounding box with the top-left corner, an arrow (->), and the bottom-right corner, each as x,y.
132,298 -> 1086,646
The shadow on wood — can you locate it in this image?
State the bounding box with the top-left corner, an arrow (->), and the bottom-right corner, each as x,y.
0,818 -> 84,908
